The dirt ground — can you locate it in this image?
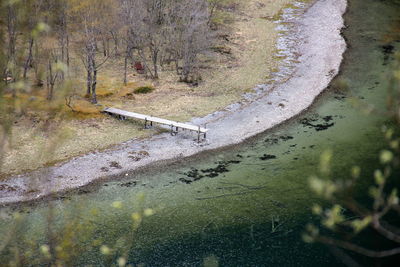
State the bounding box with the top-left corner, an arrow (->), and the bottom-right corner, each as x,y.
1,0 -> 302,177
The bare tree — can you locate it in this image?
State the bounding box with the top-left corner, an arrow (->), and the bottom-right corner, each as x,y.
4,1 -> 19,90
120,0 -> 211,83
171,0 -> 211,83
69,0 -> 114,103
120,0 -> 134,85
120,0 -> 156,79
46,51 -> 62,100
128,0 -> 166,79
54,0 -> 71,72
22,0 -> 45,79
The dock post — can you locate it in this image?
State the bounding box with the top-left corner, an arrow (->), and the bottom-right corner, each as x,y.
170,125 -> 177,136
197,126 -> 201,143
144,118 -> 148,129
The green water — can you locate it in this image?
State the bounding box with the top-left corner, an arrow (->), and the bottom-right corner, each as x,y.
1,0 -> 400,266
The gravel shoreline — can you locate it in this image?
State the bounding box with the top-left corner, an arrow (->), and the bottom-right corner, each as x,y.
0,0 -> 348,205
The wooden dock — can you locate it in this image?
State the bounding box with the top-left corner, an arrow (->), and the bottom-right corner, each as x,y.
103,107 -> 208,142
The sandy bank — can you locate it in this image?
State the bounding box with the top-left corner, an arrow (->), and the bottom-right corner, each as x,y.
0,0 -> 347,205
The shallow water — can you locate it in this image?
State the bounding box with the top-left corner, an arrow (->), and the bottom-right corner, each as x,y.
1,0 -> 400,266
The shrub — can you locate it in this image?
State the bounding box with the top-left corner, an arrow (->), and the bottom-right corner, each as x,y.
134,86 -> 155,94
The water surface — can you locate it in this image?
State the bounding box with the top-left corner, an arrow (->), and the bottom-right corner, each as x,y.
1,0 -> 400,266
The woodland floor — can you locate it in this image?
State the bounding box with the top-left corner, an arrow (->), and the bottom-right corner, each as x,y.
1,0 -> 302,177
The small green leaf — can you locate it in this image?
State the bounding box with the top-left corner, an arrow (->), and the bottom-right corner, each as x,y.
322,205 -> 344,229
309,176 -> 324,195
305,223 -> 319,236
385,128 -> 394,140
351,216 -> 371,233
320,150 -> 333,175
40,245 -> 50,254
100,245 -> 111,255
312,204 -> 322,215
388,189 -> 399,205
369,186 -> 380,199
302,233 -> 314,243
117,257 -> 127,267
131,212 -> 141,222
374,170 -> 385,185
390,140 -> 399,149
380,150 -> 393,164
144,208 -> 155,217
112,201 -> 123,209
351,166 -> 361,179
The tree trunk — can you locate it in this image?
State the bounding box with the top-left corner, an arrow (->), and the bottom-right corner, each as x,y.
66,33 -> 70,67
92,67 -> 97,104
60,37 -> 65,80
102,39 -> 107,57
151,48 -> 159,79
86,59 -> 92,97
138,49 -> 154,78
6,4 -> 17,98
124,51 -> 128,86
181,35 -> 195,82
182,65 -> 190,82
111,31 -> 119,56
7,6 -> 17,63
174,54 -> 180,75
153,58 -> 158,79
59,18 -> 68,79
23,38 -> 34,79
47,60 -> 53,100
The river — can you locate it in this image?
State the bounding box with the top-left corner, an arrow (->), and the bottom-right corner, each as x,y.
1,0 -> 399,266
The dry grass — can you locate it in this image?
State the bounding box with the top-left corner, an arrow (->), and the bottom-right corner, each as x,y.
1,0 -> 302,177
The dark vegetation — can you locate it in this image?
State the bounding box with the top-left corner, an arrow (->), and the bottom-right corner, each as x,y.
300,115 -> 336,131
179,160 -> 241,184
133,86 -> 155,94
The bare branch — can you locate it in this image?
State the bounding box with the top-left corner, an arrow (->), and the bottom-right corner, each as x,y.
372,217 -> 400,244
317,236 -> 400,258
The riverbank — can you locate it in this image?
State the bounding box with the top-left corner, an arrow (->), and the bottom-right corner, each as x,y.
0,0 -> 347,205
0,0 -> 294,177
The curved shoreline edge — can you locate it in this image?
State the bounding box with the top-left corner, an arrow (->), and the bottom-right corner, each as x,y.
0,0 -> 348,205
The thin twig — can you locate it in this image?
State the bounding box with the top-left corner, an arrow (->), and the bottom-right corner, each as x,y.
372,217 -> 400,244
317,235 -> 400,258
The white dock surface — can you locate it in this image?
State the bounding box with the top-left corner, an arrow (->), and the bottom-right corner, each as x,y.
104,107 -> 208,133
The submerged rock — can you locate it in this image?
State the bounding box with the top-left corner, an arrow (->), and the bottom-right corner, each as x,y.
109,161 -> 122,169
300,115 -> 335,131
259,154 -> 277,160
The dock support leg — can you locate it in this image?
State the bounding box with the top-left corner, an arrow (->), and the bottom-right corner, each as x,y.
145,119 -> 153,129
170,125 -> 177,136
197,126 -> 201,143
